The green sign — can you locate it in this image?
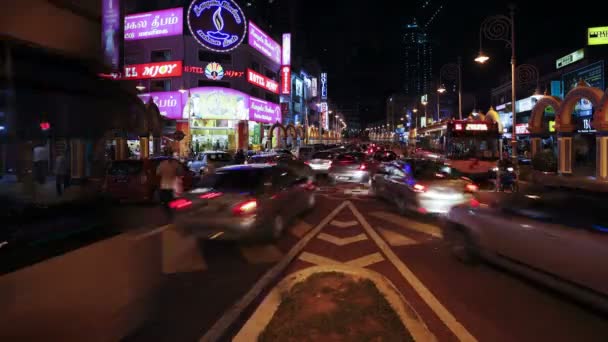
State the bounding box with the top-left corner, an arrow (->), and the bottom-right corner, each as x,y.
588,26 -> 608,45
556,49 -> 584,69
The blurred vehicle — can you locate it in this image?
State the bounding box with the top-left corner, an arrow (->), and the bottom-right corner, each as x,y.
372,150 -> 398,163
305,151 -> 338,174
104,157 -> 195,202
270,148 -> 294,156
443,189 -> 608,311
247,153 -> 313,181
247,152 -> 296,165
489,159 -> 518,192
328,152 -> 374,185
371,159 -> 476,215
293,145 -> 315,161
187,151 -> 233,175
171,164 -> 316,240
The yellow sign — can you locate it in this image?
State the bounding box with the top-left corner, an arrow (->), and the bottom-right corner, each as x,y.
549,120 -> 556,132
588,26 -> 608,45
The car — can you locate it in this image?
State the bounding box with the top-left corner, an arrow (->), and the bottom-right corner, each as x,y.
372,150 -> 398,163
104,157 -> 195,202
270,148 -> 294,156
292,146 -> 315,161
328,152 -> 375,185
246,152 -> 296,165
371,159 -> 477,215
187,151 -> 233,175
305,151 -> 337,174
443,189 -> 608,312
171,164 -> 316,240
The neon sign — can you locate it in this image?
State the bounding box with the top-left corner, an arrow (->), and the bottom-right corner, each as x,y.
184,65 -> 243,78
187,0 -> 247,52
515,123 -> 529,135
102,0 -> 120,70
282,33 -> 291,65
280,66 -> 291,95
465,123 -> 488,131
321,73 -> 328,99
137,91 -> 185,120
247,69 -> 279,94
205,62 -> 224,80
124,61 -> 183,80
124,7 -> 183,41
248,21 -> 281,64
249,97 -> 281,124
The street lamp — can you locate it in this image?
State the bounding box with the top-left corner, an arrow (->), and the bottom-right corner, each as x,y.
437,84 -> 446,93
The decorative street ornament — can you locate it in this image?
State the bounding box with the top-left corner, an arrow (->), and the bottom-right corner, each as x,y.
187,0 -> 247,52
205,62 -> 225,80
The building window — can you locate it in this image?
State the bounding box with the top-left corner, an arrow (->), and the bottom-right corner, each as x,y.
251,61 -> 260,72
151,49 -> 172,62
264,68 -> 276,79
198,80 -> 230,88
199,50 -> 232,64
150,79 -> 171,92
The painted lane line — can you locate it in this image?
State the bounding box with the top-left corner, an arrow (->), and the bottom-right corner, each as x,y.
199,201 -> 351,342
377,227 -> 419,247
330,219 -> 358,228
290,219 -> 313,238
349,203 -> 477,342
299,251 -> 385,268
370,211 -> 443,238
317,232 -> 368,246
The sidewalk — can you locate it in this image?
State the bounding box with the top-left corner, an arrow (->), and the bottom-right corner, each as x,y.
0,174 -> 103,206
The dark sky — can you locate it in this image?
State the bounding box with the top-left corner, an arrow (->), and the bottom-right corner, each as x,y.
298,0 -> 607,121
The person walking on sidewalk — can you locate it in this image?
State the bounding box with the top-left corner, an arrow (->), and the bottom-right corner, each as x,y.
156,154 -> 180,217
54,154 -> 68,196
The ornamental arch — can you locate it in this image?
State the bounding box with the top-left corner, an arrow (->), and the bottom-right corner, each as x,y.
267,122 -> 286,148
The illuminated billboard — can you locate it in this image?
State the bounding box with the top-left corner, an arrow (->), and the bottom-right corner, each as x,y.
321,73 -> 328,100
556,49 -> 584,69
280,66 -> 291,95
562,61 -> 604,117
124,7 -> 183,41
102,0 -> 121,70
187,0 -> 247,52
187,87 -> 249,120
247,69 -> 279,94
588,26 -> 608,45
282,33 -> 291,65
248,21 -> 281,64
124,61 -> 183,79
137,91 -> 186,120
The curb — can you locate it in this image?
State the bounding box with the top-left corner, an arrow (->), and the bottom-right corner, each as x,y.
199,201 -> 351,342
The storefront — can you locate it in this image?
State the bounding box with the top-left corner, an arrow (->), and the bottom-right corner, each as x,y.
248,97 -> 282,150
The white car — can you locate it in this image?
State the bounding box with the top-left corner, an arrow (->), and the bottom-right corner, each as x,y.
443,189 -> 608,311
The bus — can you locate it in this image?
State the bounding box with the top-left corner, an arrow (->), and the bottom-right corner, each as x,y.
412,119 -> 502,175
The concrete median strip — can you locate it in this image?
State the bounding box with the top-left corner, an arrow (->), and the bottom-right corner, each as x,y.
370,211 -> 443,239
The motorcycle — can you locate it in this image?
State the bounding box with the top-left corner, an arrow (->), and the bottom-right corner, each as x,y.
489,162 -> 518,192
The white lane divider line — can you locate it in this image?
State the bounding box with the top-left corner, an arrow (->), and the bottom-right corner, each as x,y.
330,219 -> 358,228
349,203 -> 477,342
317,232 -> 368,246
290,220 -> 313,238
370,211 -> 443,238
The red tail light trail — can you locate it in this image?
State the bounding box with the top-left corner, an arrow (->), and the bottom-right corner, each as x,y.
232,199 -> 258,216
412,184 -> 426,192
169,198 -> 192,209
465,184 -> 479,192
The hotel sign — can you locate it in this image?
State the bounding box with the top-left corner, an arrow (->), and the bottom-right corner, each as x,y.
247,68 -> 279,94
556,49 -> 584,69
588,26 -> 608,45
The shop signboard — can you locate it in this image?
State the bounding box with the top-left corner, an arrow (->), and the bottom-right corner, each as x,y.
124,60 -> 183,80
304,77 -> 312,98
282,33 -> 291,65
124,7 -> 183,41
248,21 -> 281,64
588,26 -> 608,45
578,117 -> 596,133
562,61 -> 604,117
184,64 -> 244,78
249,97 -> 281,124
311,77 -> 318,97
280,66 -> 291,94
137,91 -> 185,120
320,102 -> 328,130
247,69 -> 279,93
515,95 -> 541,113
188,87 -> 249,120
320,72 -> 328,100
295,78 -> 303,97
556,49 -> 584,69
102,0 -> 121,71
551,80 -> 562,98
515,123 -> 529,135
187,0 -> 247,52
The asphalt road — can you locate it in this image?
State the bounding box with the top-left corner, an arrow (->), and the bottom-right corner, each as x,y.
123,182 -> 608,342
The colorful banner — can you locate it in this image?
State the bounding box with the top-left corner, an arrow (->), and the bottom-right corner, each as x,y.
124,7 -> 183,41
124,60 -> 183,80
249,97 -> 281,124
137,91 -> 185,120
248,21 -> 281,64
280,66 -> 291,95
102,0 -> 121,70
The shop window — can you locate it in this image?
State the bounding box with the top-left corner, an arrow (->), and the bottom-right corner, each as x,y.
151,49 -> 172,62
198,80 -> 230,88
151,79 -> 171,91
199,50 -> 231,64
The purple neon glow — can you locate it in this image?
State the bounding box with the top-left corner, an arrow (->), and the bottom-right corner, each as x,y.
102,0 -> 120,70
137,91 -> 185,120
248,21 -> 281,65
249,97 -> 281,124
282,33 -> 291,66
125,7 -> 183,41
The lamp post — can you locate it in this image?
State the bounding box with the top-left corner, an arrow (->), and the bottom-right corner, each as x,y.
439,59 -> 463,119
437,83 -> 446,121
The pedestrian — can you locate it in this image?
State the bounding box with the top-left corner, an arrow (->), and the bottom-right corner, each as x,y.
54,154 -> 68,196
33,143 -> 48,185
156,154 -> 180,217
214,139 -> 220,151
234,149 -> 246,164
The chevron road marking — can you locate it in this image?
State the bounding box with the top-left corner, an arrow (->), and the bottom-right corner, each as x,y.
377,227 -> 419,247
317,232 -> 368,246
370,211 -> 443,238
290,220 -> 313,238
298,251 -> 385,268
330,219 -> 358,228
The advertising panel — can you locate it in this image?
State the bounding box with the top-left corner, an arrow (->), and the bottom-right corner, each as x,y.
515,123 -> 530,135
311,77 -> 318,97
320,102 -> 328,130
280,66 -> 291,95
124,7 -> 183,41
321,72 -> 328,100
247,69 -> 279,93
124,61 -> 183,79
184,64 -> 244,78
295,78 -> 303,97
248,21 -> 281,64
187,0 -> 247,52
562,61 -> 604,117
187,87 -> 249,120
556,48 -> 584,69
137,91 -> 185,120
282,33 -> 291,65
102,0 -> 121,70
588,26 -> 608,45
249,97 -> 281,124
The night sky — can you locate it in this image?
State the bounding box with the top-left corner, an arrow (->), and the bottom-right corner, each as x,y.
298,0 -> 608,122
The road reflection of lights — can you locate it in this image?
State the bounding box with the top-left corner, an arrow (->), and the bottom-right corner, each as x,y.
525,194 -> 541,199
209,232 -> 224,239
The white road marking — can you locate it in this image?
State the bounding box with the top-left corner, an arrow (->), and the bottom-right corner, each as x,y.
370,211 -> 443,238
349,203 -> 477,342
317,232 -> 368,246
290,220 -> 313,238
330,219 -> 358,228
377,227 -> 419,246
344,188 -> 370,196
299,251 -> 385,268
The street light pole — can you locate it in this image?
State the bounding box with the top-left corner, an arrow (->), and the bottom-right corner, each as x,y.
509,4 -> 517,164
458,56 -> 463,120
